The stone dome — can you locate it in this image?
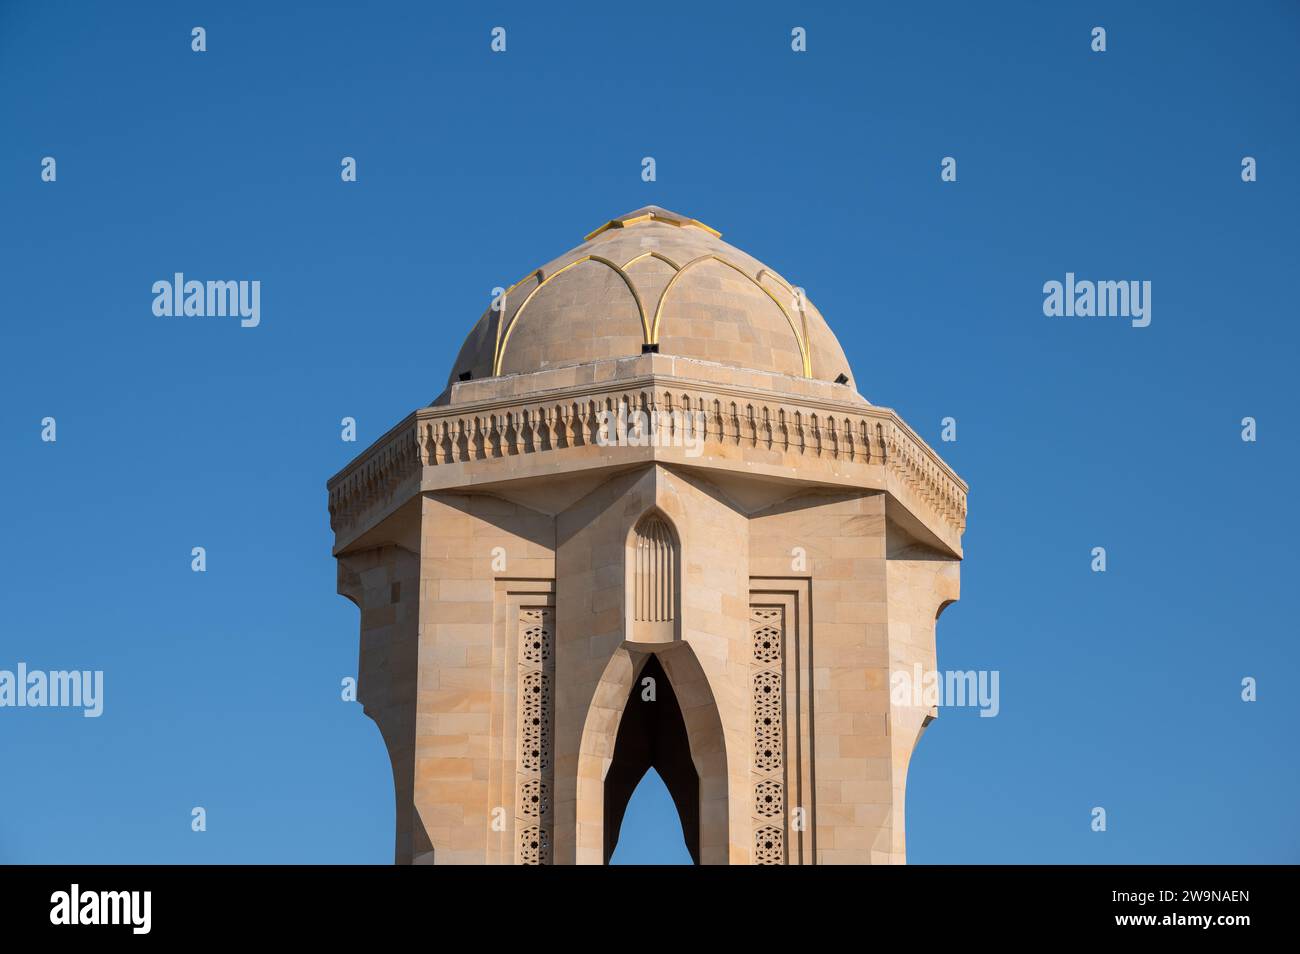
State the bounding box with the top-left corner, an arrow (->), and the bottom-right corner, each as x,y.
447,206 -> 854,389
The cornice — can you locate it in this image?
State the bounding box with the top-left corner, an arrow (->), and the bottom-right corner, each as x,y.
327,374 -> 968,557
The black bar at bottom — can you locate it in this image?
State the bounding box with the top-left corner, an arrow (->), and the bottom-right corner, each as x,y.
0,864 -> 1285,940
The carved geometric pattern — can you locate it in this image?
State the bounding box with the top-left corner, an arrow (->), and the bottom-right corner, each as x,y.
520,719 -> 547,774
754,779 -> 783,819
521,671 -> 550,725
752,671 -> 783,772
336,394 -> 967,537
752,608 -> 782,664
750,605 -> 786,864
516,606 -> 554,863
754,825 -> 784,865
519,778 -> 550,818
520,609 -> 552,665
518,825 -> 550,865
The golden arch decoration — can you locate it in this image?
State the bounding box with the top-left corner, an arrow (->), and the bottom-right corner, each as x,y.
619,250 -> 683,272
493,256 -> 649,375
652,255 -> 811,378
492,252 -> 813,379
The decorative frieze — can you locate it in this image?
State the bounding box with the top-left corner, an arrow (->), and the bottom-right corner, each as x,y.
326,380 -> 967,542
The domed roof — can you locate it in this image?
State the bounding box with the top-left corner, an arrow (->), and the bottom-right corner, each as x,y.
446,206 -> 854,389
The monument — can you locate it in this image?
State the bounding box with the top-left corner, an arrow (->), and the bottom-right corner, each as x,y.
326,206 -> 968,864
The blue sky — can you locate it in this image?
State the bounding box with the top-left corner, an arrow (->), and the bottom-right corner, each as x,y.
1,0 -> 1296,864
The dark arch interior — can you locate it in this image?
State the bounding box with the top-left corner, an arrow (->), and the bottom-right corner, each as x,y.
603,654 -> 700,864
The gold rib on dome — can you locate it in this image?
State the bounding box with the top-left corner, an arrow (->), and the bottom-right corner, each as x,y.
584,206 -> 722,241
492,255 -> 649,376
484,208 -> 817,380
651,255 -> 811,377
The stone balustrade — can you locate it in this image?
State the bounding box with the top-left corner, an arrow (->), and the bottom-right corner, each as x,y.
327,381 -> 968,543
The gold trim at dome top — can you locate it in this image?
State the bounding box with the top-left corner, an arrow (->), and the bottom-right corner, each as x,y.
585,206 -> 722,242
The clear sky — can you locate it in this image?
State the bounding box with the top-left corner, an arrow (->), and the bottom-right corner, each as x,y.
1,1 -> 1296,865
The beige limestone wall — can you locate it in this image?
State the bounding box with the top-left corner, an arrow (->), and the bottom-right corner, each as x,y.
553,467 -> 642,863
344,461 -> 958,865
415,493 -> 555,864
653,466 -> 753,864
555,464 -> 751,864
749,490 -> 892,863
884,537 -> 961,864
337,544 -> 422,864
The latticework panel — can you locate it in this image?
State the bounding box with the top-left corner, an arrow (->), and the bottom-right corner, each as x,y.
518,825 -> 551,865
755,825 -> 784,865
519,778 -> 551,818
750,605 -> 786,864
516,606 -> 554,864
753,670 -> 783,772
754,779 -> 783,819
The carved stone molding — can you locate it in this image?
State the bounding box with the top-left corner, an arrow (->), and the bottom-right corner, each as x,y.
327,374 -> 967,555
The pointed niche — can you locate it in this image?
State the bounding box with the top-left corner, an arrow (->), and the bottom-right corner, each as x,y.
629,512 -> 680,644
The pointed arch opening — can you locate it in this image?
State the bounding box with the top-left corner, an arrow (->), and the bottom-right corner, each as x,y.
603,654 -> 700,863
607,769 -> 694,864
575,641 -> 730,865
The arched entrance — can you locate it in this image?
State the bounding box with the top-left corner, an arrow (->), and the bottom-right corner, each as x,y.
575,641 -> 730,864
603,654 -> 699,863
